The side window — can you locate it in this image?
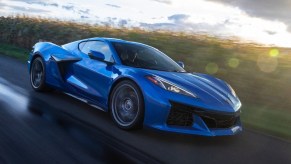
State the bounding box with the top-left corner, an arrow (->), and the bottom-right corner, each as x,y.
78,42 -> 86,50
80,41 -> 114,62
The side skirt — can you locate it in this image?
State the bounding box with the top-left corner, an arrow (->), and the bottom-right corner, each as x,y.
64,92 -> 106,112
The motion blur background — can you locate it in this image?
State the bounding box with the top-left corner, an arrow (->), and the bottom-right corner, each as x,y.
0,0 -> 291,140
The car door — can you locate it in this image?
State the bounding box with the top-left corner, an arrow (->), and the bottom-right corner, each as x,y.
68,40 -> 115,108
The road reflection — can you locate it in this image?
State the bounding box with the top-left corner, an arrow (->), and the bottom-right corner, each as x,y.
26,94 -> 156,163
0,78 -> 156,163
0,77 -> 28,112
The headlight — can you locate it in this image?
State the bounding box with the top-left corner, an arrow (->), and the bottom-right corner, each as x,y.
146,76 -> 197,98
227,84 -> 237,97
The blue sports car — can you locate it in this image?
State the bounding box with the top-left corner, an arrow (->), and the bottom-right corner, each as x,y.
28,37 -> 242,136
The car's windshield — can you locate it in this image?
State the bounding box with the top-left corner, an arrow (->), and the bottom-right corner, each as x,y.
111,42 -> 185,72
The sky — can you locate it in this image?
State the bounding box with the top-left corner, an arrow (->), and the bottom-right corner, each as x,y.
0,0 -> 291,47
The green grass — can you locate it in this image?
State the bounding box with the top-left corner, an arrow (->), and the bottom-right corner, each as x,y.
242,105 -> 291,140
0,43 -> 29,61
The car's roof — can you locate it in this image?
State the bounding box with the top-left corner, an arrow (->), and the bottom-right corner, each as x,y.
86,37 -> 148,46
88,37 -> 124,42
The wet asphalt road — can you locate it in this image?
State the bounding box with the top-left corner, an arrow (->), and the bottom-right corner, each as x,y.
0,55 -> 291,164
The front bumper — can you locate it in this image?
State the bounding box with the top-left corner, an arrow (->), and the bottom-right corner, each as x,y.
161,101 -> 242,136
137,76 -> 242,136
143,91 -> 242,136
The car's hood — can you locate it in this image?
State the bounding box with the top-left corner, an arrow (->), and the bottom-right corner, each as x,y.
139,69 -> 241,112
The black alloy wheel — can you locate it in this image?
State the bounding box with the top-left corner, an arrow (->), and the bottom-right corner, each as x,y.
30,57 -> 49,91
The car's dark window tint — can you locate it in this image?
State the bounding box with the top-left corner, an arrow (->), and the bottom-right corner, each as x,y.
112,42 -> 185,72
80,41 -> 114,62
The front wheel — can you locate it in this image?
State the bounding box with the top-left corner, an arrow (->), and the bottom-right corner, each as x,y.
110,80 -> 144,130
30,57 -> 50,92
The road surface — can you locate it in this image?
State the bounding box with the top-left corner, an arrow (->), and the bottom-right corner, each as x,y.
0,55 -> 290,164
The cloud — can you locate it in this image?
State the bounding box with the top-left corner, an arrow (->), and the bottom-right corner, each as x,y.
118,19 -> 128,27
61,5 -> 91,17
15,6 -> 48,13
141,14 -> 227,34
78,9 -> 90,14
265,30 -> 277,35
0,2 -> 6,7
27,2 -> 58,7
140,21 -> 227,34
106,4 -> 121,8
207,0 -> 291,32
151,0 -> 172,5
81,15 -> 89,19
9,0 -> 58,7
9,0 -> 44,2
62,5 -> 74,11
168,14 -> 190,23
140,14 -> 192,31
1,2 -> 48,13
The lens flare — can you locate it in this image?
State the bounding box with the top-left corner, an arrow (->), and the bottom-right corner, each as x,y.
228,58 -> 240,68
269,49 -> 279,57
205,62 -> 218,74
257,54 -> 278,73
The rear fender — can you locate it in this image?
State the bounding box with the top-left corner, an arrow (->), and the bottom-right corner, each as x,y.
29,42 -> 81,90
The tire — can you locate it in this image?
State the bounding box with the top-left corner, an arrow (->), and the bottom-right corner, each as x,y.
110,80 -> 144,130
30,57 -> 50,92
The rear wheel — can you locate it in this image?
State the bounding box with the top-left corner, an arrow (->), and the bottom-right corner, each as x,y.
30,57 -> 49,92
110,80 -> 144,130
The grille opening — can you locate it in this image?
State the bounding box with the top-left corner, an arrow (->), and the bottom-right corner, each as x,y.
167,101 -> 240,128
200,115 -> 238,128
215,116 -> 238,128
200,116 -> 216,128
166,107 -> 193,126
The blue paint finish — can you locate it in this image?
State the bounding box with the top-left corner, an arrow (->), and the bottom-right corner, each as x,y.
28,37 -> 242,136
67,75 -> 88,90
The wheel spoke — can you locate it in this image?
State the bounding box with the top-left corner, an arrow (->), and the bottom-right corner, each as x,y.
35,62 -> 40,71
112,84 -> 140,126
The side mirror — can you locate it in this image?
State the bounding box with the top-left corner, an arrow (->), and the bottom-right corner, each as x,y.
88,50 -> 105,61
177,61 -> 184,68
